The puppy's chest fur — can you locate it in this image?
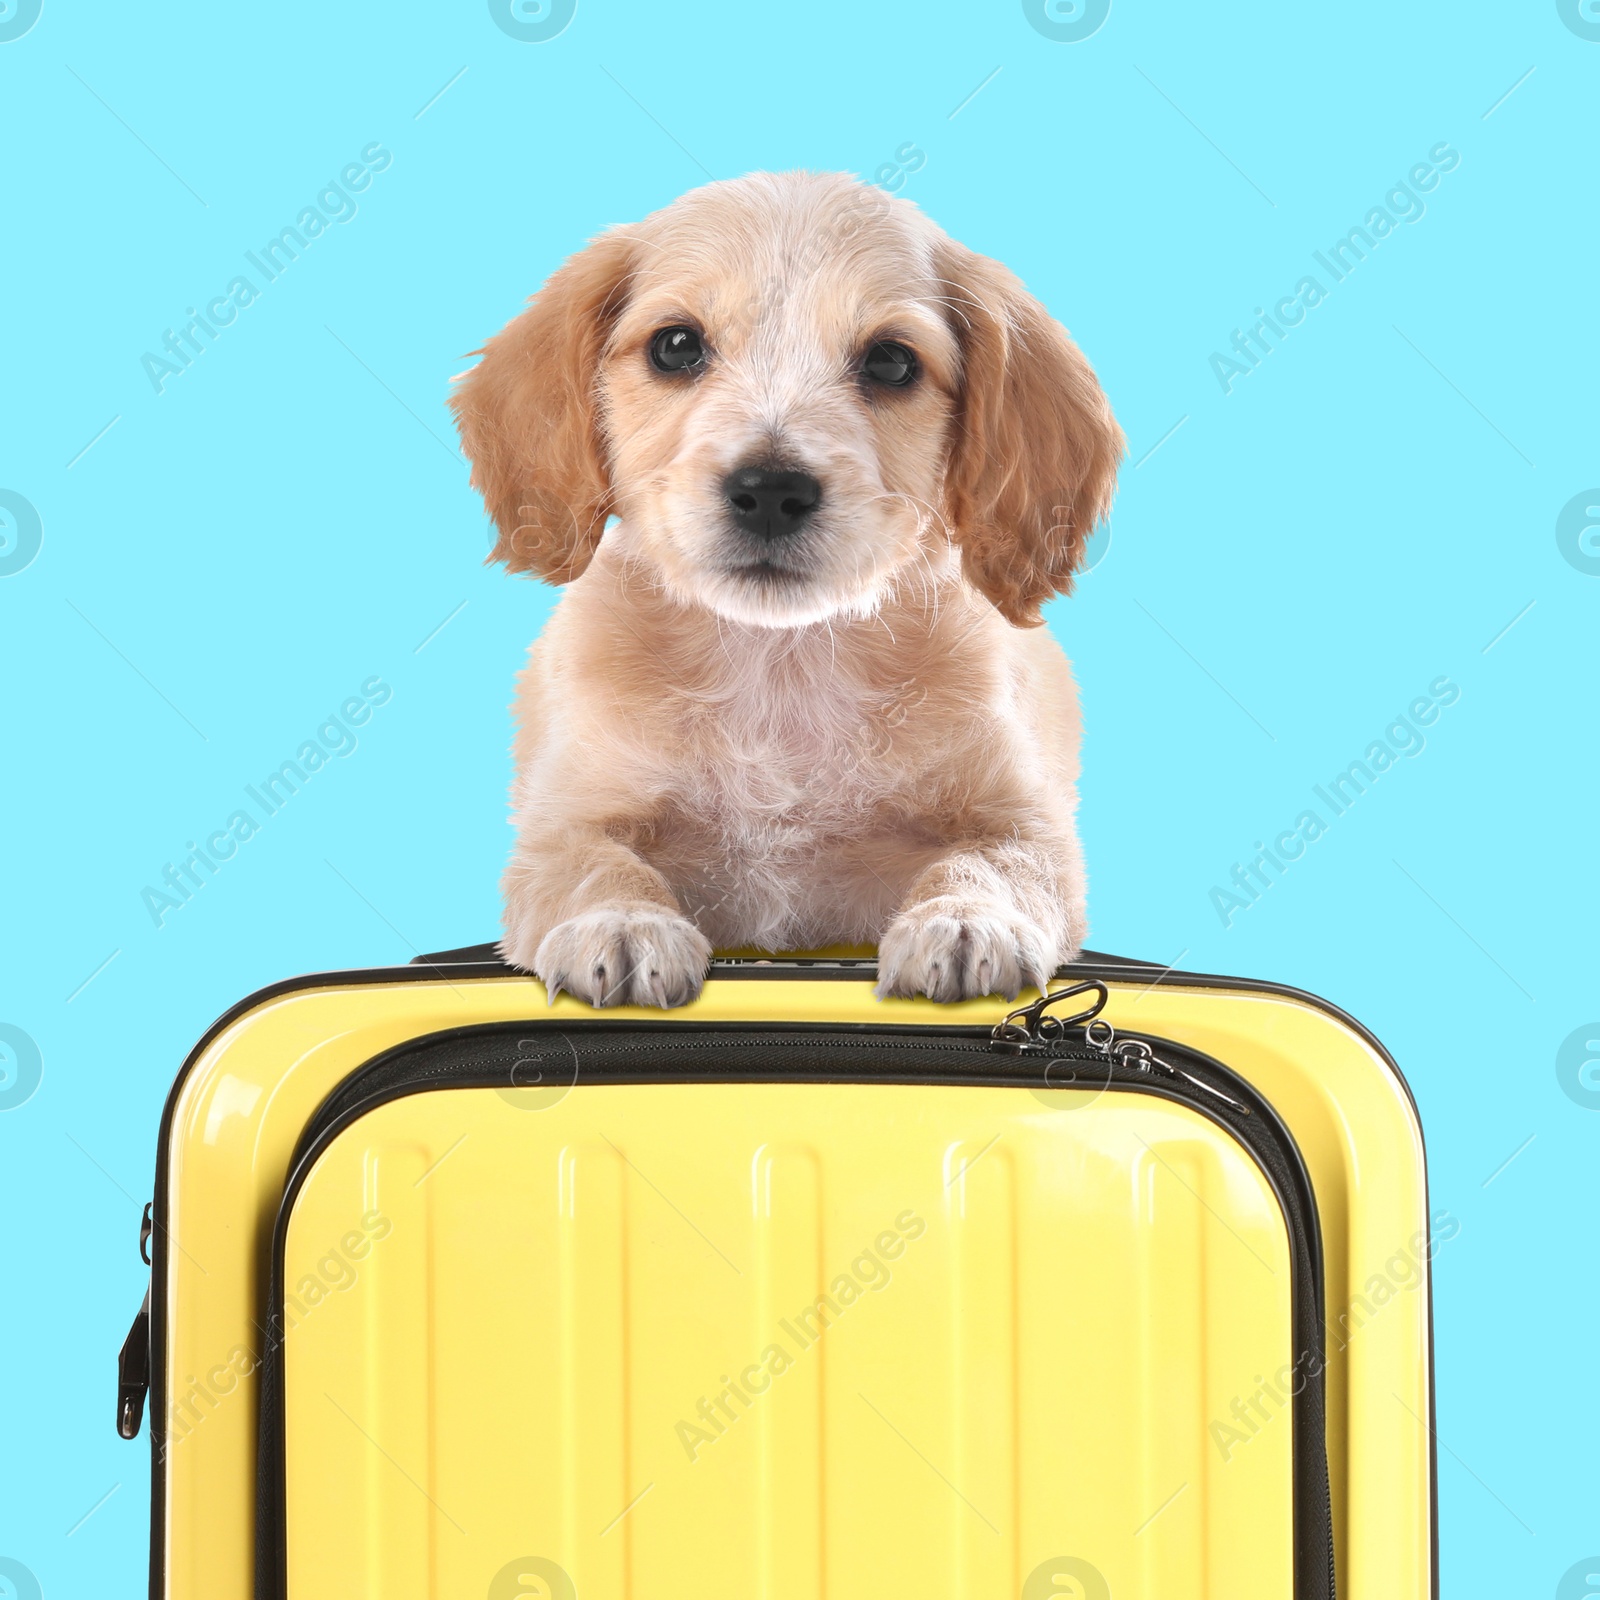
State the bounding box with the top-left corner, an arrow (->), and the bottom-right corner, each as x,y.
677,669 -> 928,835
624,636 -> 928,896
642,663 -> 944,937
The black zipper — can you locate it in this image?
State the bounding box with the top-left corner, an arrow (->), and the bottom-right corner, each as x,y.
255,995 -> 1335,1600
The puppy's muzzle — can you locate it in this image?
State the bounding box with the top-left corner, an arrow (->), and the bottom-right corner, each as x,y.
722,464 -> 821,542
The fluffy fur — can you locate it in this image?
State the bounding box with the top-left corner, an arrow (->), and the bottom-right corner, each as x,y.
451,171 -> 1123,1007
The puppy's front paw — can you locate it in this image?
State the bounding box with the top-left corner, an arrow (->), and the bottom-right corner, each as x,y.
525,907 -> 712,1009
876,899 -> 1055,1003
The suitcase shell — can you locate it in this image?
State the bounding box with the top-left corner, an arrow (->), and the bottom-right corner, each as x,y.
128,946 -> 1435,1599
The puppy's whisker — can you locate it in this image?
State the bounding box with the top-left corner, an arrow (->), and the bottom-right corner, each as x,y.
862,489 -> 953,621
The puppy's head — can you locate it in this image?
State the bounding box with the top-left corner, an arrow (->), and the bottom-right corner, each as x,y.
452,172 -> 1123,626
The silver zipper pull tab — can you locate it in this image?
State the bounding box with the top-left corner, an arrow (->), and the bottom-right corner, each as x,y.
1092,1024 -> 1252,1117
1167,1063 -> 1251,1115
1085,1017 -> 1118,1056
990,980 -> 1110,1055
1091,1029 -> 1166,1077
1111,1035 -> 1159,1071
991,990 -> 1251,1117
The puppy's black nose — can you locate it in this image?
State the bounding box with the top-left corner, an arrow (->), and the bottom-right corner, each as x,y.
722,465 -> 821,538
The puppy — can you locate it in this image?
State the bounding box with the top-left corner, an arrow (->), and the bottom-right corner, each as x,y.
451,171 -> 1123,1008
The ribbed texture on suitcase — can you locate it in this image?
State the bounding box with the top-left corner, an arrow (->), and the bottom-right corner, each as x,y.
261,1027 -> 1329,1598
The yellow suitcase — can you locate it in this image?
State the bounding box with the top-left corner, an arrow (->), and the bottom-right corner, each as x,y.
119,945 -> 1436,1599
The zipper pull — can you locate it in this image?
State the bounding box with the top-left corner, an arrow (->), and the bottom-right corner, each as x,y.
1168,1063 -> 1250,1115
117,1287 -> 151,1440
991,981 -> 1110,1055
994,989 -> 1251,1117
1092,1027 -> 1250,1116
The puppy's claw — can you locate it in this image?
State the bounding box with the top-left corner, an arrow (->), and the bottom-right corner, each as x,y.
878,900 -> 1060,1005
529,908 -> 711,1011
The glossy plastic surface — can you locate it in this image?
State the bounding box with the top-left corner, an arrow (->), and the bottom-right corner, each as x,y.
284,1081 -> 1294,1598
158,972 -> 1431,1598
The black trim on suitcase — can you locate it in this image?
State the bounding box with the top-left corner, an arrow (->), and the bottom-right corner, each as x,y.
255,1019 -> 1336,1600
135,947 -> 1437,1600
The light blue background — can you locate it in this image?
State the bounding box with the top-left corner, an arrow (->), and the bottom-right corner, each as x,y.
2,1 -> 1596,1593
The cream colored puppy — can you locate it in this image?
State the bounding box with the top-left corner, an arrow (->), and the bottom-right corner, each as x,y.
451,171 -> 1122,1007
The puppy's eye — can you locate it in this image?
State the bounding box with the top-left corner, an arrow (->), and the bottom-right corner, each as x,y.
861,340 -> 918,388
649,326 -> 705,374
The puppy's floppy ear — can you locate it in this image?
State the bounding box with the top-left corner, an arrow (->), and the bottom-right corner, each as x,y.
937,240 -> 1124,626
450,228 -> 636,583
